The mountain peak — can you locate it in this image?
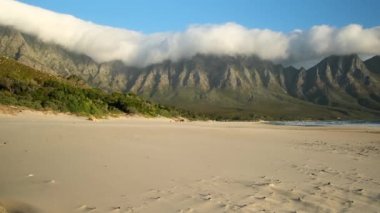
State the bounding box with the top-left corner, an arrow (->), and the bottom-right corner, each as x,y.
366,55 -> 380,61
312,54 -> 365,73
322,54 -> 361,64
364,55 -> 380,74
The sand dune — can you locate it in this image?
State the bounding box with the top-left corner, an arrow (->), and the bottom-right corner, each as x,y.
0,111 -> 379,212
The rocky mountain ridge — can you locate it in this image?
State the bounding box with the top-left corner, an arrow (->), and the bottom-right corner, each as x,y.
1,25 -> 379,119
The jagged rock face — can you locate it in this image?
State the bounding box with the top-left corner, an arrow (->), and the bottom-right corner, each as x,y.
125,54 -> 380,112
132,55 -> 285,92
293,55 -> 380,110
1,25 -> 380,118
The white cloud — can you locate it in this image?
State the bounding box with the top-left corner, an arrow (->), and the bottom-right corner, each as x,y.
0,0 -> 379,67
287,24 -> 380,64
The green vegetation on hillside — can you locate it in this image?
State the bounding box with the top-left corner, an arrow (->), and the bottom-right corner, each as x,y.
0,56 -> 196,118
1,56 -> 378,121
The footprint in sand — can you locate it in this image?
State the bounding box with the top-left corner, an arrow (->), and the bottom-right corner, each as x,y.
109,206 -> 121,212
78,205 -> 97,212
44,179 -> 56,184
0,201 -> 40,213
199,193 -> 212,201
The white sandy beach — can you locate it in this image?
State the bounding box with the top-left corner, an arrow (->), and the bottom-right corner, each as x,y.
0,110 -> 379,213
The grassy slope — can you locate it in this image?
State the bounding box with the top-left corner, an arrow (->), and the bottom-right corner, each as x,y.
0,56 -> 195,118
148,86 -> 380,120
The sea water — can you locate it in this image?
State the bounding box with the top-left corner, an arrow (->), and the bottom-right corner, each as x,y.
269,120 -> 380,127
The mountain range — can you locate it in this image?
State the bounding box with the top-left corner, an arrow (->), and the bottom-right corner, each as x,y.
0,25 -> 379,120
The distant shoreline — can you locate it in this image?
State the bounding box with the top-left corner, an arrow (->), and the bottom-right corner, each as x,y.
269,120 -> 380,127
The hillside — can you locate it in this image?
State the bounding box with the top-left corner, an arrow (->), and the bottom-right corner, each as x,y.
1,25 -> 380,120
0,56 -> 192,119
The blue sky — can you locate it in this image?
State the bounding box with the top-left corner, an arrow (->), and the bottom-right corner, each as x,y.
2,0 -> 378,67
18,0 -> 380,33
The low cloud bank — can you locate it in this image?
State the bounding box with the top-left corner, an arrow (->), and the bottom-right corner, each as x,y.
0,0 -> 379,67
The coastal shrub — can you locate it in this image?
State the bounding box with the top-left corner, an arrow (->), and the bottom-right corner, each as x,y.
0,56 -> 197,118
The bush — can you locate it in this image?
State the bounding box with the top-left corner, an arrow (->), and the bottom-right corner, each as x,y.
0,56 -> 198,119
